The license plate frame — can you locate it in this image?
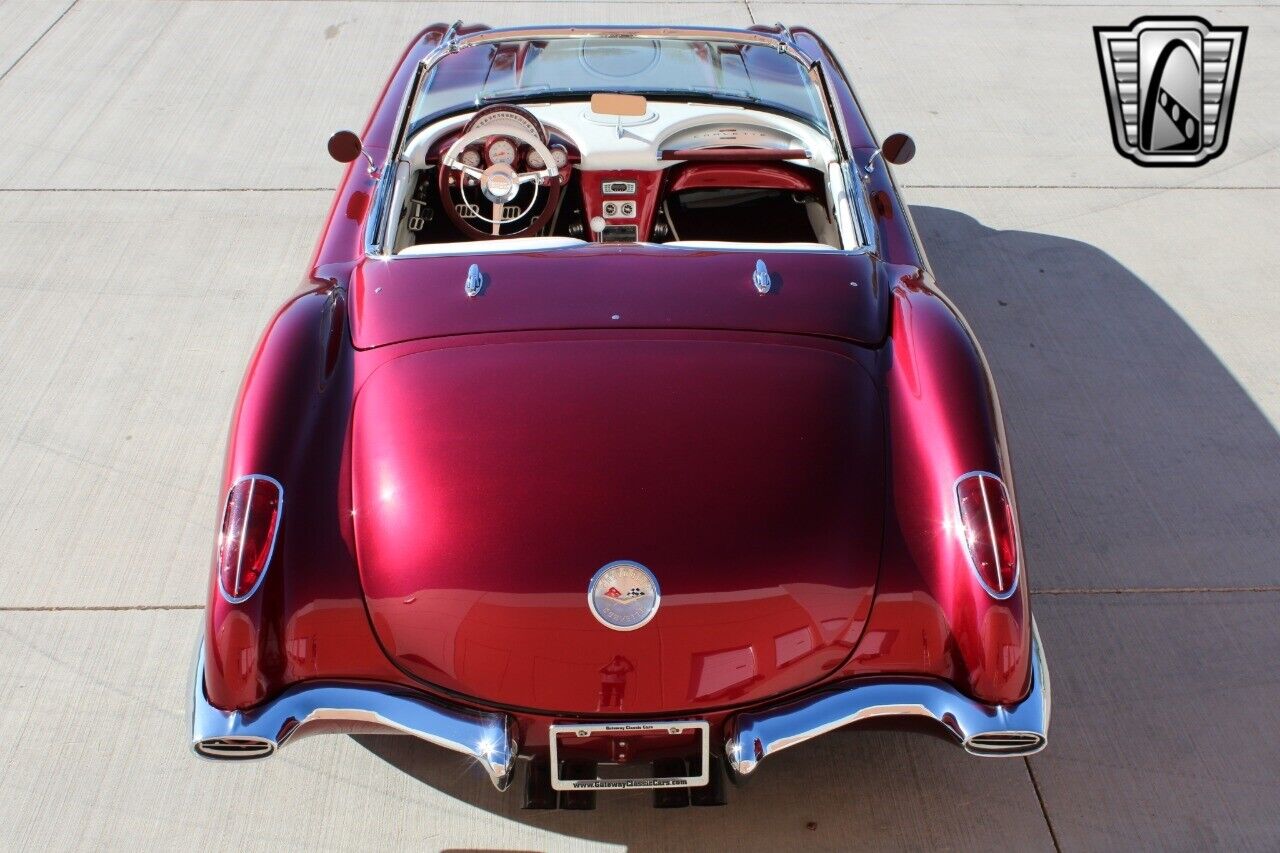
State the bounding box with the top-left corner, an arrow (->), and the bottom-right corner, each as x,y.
547,720 -> 710,791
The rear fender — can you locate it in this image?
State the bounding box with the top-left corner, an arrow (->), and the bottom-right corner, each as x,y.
203,287 -> 397,710
853,270 -> 1032,705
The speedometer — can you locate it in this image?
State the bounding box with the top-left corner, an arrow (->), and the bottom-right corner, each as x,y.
485,138 -> 517,166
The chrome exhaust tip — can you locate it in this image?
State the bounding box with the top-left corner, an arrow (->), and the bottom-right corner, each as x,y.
194,736 -> 277,760
963,731 -> 1046,756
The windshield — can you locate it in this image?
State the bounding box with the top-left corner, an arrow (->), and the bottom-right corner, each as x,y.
410,37 -> 829,132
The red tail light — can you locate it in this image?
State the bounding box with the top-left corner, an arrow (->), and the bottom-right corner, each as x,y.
217,475 -> 283,603
954,472 -> 1019,598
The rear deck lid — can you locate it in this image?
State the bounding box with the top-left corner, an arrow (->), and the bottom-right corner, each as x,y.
352,334 -> 884,714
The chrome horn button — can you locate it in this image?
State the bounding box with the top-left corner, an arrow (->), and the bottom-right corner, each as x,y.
480,164 -> 520,203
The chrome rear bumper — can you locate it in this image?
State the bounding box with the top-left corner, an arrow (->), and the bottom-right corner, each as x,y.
724,620 -> 1050,775
188,642 -> 518,790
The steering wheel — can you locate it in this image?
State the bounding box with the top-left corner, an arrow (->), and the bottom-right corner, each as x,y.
438,106 -> 564,240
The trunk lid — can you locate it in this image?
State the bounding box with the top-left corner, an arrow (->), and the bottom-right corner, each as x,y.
353,334 -> 883,714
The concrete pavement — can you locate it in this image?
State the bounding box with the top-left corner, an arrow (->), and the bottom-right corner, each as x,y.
1,1 -> 1277,849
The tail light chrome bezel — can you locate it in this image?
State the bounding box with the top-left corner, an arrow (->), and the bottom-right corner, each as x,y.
217,474 -> 284,604
953,470 -> 1021,600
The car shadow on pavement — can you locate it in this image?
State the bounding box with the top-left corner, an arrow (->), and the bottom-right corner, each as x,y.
911,205 -> 1280,593
353,206 -> 1280,849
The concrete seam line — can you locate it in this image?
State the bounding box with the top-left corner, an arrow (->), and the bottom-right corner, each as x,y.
1024,757 -> 1063,853
1033,587 -> 1280,595
0,0 -> 78,83
0,187 -> 333,193
903,185 -> 1280,190
0,605 -> 203,612
168,0 -> 1277,5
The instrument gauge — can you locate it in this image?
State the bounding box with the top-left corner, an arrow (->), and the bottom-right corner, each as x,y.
525,149 -> 546,170
550,145 -> 569,168
460,148 -> 482,168
486,138 -> 517,166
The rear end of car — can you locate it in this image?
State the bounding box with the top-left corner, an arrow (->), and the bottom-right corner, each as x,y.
191,244 -> 1049,808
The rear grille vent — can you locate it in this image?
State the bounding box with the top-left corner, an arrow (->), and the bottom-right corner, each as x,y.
195,737 -> 276,759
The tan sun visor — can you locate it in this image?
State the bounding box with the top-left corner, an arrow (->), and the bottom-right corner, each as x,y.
590,93 -> 649,116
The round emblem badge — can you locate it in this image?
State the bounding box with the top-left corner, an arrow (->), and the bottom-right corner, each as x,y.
588,561 -> 660,631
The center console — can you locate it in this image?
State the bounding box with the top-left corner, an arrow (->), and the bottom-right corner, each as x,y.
578,170 -> 664,242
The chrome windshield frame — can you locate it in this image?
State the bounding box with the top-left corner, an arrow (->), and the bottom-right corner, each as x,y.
367,24 -> 872,257
436,24 -> 819,72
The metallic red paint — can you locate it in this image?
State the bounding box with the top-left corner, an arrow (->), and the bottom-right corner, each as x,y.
352,335 -> 882,713
853,273 -> 1032,704
201,22 -> 1037,754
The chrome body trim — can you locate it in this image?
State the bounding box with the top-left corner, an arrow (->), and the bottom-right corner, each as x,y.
364,165 -> 394,256
845,163 -> 878,256
189,640 -> 519,790
724,619 -> 1050,775
217,474 -> 283,605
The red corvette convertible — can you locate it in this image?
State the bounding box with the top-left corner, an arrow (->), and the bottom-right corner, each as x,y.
190,22 -> 1049,808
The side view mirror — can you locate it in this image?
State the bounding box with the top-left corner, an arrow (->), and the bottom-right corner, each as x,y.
882,132 -> 916,165
327,129 -> 379,177
865,132 -> 916,174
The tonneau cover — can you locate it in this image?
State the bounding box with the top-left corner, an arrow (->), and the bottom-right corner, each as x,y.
351,245 -> 887,348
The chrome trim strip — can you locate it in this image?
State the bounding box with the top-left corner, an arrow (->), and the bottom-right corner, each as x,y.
846,163 -> 877,255
724,619 -> 1050,775
364,165 -> 394,256
188,640 -> 519,790
217,474 -> 283,605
